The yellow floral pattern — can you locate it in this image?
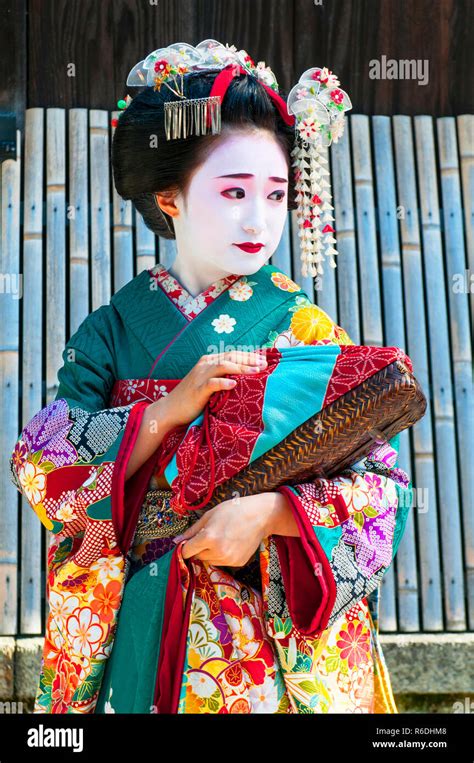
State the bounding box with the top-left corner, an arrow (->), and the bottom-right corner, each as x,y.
290,305 -> 335,343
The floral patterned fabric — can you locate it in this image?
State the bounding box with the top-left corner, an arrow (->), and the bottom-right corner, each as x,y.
149,263 -> 242,321
9,262 -> 414,713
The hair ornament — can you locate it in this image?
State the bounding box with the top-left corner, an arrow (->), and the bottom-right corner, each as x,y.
287,67 -> 352,277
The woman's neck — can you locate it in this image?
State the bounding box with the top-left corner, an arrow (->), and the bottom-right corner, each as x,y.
168,256 -> 228,297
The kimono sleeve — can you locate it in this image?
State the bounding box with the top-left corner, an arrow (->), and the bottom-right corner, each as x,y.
9,305 -> 150,568
259,289 -> 414,637
273,435 -> 413,637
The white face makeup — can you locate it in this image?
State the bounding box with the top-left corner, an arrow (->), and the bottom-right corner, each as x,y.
162,128 -> 290,294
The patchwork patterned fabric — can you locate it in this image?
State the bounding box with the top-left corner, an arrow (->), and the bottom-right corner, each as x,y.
10,398 -> 140,565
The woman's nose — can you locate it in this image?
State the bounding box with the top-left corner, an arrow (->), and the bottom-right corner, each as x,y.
242,207 -> 265,234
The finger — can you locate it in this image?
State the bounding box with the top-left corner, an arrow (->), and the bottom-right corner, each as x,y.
204,350 -> 266,367
173,513 -> 209,543
180,530 -> 210,560
191,549 -> 228,564
204,361 -> 267,376
205,377 -> 238,392
221,350 -> 268,366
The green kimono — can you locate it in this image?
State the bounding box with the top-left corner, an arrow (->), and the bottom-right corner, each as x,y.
10,262 -> 412,714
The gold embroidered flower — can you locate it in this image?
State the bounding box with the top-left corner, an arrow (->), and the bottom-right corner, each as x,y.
290,305 -> 334,343
184,684 -> 206,712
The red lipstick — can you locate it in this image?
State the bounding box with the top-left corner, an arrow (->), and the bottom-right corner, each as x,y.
233,242 -> 264,253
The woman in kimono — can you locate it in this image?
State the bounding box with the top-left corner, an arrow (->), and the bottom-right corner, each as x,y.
9,41 -> 413,714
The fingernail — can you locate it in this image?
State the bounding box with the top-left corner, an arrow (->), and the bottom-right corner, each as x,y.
173,535 -> 184,544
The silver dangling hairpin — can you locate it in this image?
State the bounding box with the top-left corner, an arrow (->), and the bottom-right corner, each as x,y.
164,96 -> 222,140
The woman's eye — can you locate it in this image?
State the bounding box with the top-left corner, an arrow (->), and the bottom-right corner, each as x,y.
221,188 -> 245,199
221,188 -> 286,201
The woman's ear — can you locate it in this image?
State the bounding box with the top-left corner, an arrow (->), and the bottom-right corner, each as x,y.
155,191 -> 180,219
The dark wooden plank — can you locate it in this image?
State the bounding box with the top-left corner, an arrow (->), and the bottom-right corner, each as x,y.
25,0 -> 474,114
111,0 -> 198,105
293,0 -> 474,116
27,0 -> 114,108
0,0 -> 26,132
194,0 -> 294,92
27,0 -> 199,108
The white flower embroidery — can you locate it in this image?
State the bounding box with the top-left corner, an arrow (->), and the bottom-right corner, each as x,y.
90,555 -> 123,583
183,294 -> 207,315
331,116 -> 346,142
56,491 -> 77,522
207,282 -> 227,298
124,381 -> 140,401
49,591 -> 80,629
66,608 -> 103,659
297,117 -> 320,140
174,291 -> 187,305
273,329 -> 306,349
162,275 -> 180,293
228,279 -> 255,301
211,314 -> 236,334
248,676 -> 280,713
188,671 -> 216,699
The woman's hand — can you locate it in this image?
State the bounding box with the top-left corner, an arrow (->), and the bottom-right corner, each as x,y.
176,493 -> 272,566
126,350 -> 268,483
175,491 -> 300,566
159,350 -> 268,429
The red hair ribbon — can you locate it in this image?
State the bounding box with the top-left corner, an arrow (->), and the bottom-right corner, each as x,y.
207,63 -> 295,129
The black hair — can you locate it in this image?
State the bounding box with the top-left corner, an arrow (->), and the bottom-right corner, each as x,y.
111,69 -> 297,238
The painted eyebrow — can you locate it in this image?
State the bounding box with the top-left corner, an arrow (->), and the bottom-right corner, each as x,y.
214,173 -> 288,183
